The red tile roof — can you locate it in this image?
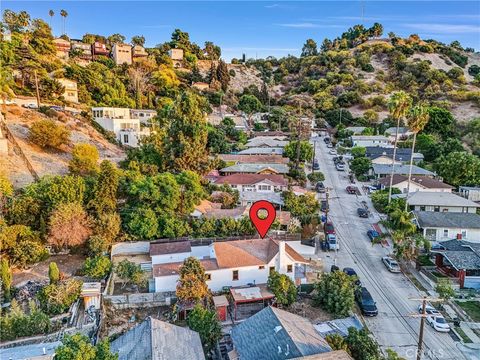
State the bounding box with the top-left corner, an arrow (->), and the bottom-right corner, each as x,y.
214,173 -> 288,186
150,241 -> 191,256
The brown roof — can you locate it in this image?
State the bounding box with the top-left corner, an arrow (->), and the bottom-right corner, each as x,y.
214,173 -> 288,186
194,199 -> 222,214
378,175 -> 454,189
150,241 -> 191,256
203,206 -> 248,219
219,154 -> 289,164
293,350 -> 353,360
153,259 -> 218,277
274,240 -> 308,263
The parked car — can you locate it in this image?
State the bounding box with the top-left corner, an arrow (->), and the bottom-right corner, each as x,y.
22,103 -> 38,109
426,315 -> 451,332
320,200 -> 329,212
417,304 -> 441,316
346,185 -> 359,194
325,234 -> 339,251
324,221 -> 335,235
367,229 -> 380,241
357,208 -> 369,218
50,105 -> 64,111
355,287 -> 378,316
329,149 -> 337,155
312,160 -> 320,170
336,163 -> 345,171
315,182 -> 326,193
327,142 -> 334,148
324,137 -> 330,144
343,267 -> 361,286
382,257 -> 401,273
333,156 -> 343,164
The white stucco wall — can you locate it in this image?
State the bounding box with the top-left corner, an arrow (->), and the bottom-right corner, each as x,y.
155,275 -> 178,293
423,227 -> 480,242
413,205 -> 477,213
151,252 -> 191,265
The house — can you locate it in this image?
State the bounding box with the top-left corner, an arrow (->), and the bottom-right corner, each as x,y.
220,163 -> 289,175
70,39 -> 92,60
384,127 -> 413,141
168,48 -> 184,67
53,38 -> 70,59
229,306 -> 331,360
238,147 -> 284,156
407,192 -> 480,213
378,175 -> 454,193
365,146 -> 423,164
239,191 -> 284,207
414,211 -> 480,242
218,154 -> 289,165
214,173 -> 288,193
371,164 -> 434,179
190,199 -> 248,220
345,126 -> 366,135
130,109 -> 157,125
192,82 -> 210,91
350,135 -> 390,148
92,41 -> 108,59
112,43 -> 132,65
459,186 -> 480,202
57,78 -> 78,103
151,238 -> 308,292
132,45 -> 148,62
245,138 -> 288,148
430,239 -> 480,289
91,107 -> 149,147
110,317 -> 205,360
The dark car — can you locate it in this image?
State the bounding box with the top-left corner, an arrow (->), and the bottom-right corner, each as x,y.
316,182 -> 326,193
331,265 -> 340,272
324,221 -> 335,235
320,200 -> 329,212
324,137 -> 331,144
343,267 -> 361,286
355,287 -> 378,316
346,185 -> 359,194
312,160 -> 320,170
357,208 -> 369,218
367,229 -> 380,242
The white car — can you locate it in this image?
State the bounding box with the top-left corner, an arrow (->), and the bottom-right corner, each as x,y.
417,304 -> 441,316
329,149 -> 337,155
336,163 -> 345,171
326,143 -> 334,148
22,103 -> 38,109
382,257 -> 401,273
426,315 -> 451,332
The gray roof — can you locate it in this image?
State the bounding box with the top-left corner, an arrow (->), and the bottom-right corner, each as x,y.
240,191 -> 284,205
231,307 -> 331,360
313,316 -> 363,338
110,317 -> 205,360
351,135 -> 389,141
407,192 -> 480,208
385,127 -> 411,135
414,211 -> 480,229
246,138 -> 288,148
221,163 -> 289,174
238,147 -> 284,155
372,164 -> 434,176
432,239 -> 480,270
0,341 -> 60,360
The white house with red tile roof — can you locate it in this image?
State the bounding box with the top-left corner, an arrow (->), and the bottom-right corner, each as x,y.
214,174 -> 288,193
151,239 -> 308,293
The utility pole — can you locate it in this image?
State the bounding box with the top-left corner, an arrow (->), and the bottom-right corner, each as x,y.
34,70 -> 41,108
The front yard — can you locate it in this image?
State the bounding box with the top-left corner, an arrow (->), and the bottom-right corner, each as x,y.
456,300 -> 480,322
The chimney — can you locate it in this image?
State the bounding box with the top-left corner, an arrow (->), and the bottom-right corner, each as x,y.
456,233 -> 462,240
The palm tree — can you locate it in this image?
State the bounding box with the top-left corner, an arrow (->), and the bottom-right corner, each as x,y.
60,9 -> 68,35
387,91 -> 412,204
48,10 -> 54,29
404,104 -> 430,210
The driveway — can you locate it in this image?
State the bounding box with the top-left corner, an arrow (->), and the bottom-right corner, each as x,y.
310,136 -> 467,360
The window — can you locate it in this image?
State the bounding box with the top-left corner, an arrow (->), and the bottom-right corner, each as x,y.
206,273 -> 211,281
259,185 -> 271,191
434,206 -> 440,212
420,206 -> 426,211
123,134 -> 129,144
287,265 -> 293,273
461,230 -> 467,239
258,266 -> 265,270
443,229 -> 449,238
232,270 -> 239,281
269,266 -> 275,274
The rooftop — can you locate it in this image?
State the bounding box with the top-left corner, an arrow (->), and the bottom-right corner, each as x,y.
238,147 -> 284,155
291,350 -> 353,360
407,192 -> 480,207
231,306 -> 331,360
219,154 -> 289,164
221,163 -> 289,174
214,173 -> 288,186
385,127 -> 411,135
414,211 -> 480,229
314,315 -> 363,338
432,239 -> 480,270
378,175 -> 453,189
351,135 -> 389,141
372,164 -> 434,176
245,138 -> 289,148
240,191 -> 284,205
230,284 -> 274,302
150,241 -> 191,256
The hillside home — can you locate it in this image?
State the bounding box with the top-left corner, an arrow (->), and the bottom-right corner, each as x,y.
459,186 -> 480,202
92,107 -> 149,147
351,135 -> 390,148
345,126 -> 366,135
70,39 -> 92,60
238,191 -> 284,207
190,200 -> 248,220
132,45 -> 148,62
151,238 -> 308,293
168,48 -> 184,67
112,43 -> 132,65
384,127 -> 413,141
378,175 -> 453,193
218,154 -> 289,164
430,239 -> 480,289
214,173 -> 288,192
53,38 -> 70,59
57,78 -> 78,103
371,164 -> 434,179
414,211 -> 480,242
92,41 -> 108,59
365,146 -> 424,164
220,163 -> 289,175
407,192 -> 480,213
130,109 -> 157,125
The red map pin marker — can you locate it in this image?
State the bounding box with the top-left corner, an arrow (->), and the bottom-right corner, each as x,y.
249,200 -> 276,239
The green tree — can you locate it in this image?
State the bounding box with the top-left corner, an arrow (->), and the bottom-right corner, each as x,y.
90,160 -> 119,216
283,191 -> 320,219
0,300 -> 51,341
307,171 -> 325,183
284,141 -> 314,163
0,65 -> 15,114
350,157 -> 372,177
313,271 -> 356,317
324,109 -> 353,127
131,35 -> 145,46
424,107 -> 455,140
0,258 -> 12,301
37,279 -> 83,315
435,279 -> 455,304
115,259 -> 147,289
434,152 -> 480,187
187,304 -> 222,355
2,10 -> 31,32
55,334 -> 118,360
345,328 -> 381,360
238,94 -> 262,127
176,257 -> 209,304
69,143 -> 99,176
216,60 -> 230,91
83,256 -> 112,279
175,171 -> 205,215
48,262 -> 60,284
29,119 -> 71,150
126,207 -> 158,239
301,38 -> 318,57
325,333 -> 349,352
350,146 -> 366,158
267,270 -> 297,307
93,212 -> 121,245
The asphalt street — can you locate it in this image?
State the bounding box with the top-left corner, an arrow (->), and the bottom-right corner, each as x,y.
310,136 -> 467,360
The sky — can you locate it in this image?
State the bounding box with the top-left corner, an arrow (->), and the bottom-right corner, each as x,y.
3,1 -> 480,60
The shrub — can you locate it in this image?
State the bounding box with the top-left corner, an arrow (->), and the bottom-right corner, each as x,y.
0,300 -> 51,341
69,143 -> 99,176
37,279 -> 83,315
307,171 -> 325,183
48,262 -> 60,284
313,271 -> 356,317
29,119 -> 70,149
267,270 -> 297,307
83,256 -> 112,279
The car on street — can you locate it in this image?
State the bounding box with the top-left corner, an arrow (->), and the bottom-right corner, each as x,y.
315,182 -> 326,193
346,185 -> 359,194
324,221 -> 335,235
50,105 -> 64,111
312,160 -> 320,170
382,257 -> 401,273
329,149 -> 337,155
357,208 -> 369,218
343,267 -> 361,286
320,200 -> 329,212
325,234 -> 339,251
355,287 -> 378,316
417,304 -> 441,316
22,103 -> 38,109
367,229 -> 380,242
327,143 -> 334,148
324,137 -> 330,144
426,315 -> 451,332
336,163 -> 345,171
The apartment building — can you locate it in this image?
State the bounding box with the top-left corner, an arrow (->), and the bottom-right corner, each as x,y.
112,43 -> 132,65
